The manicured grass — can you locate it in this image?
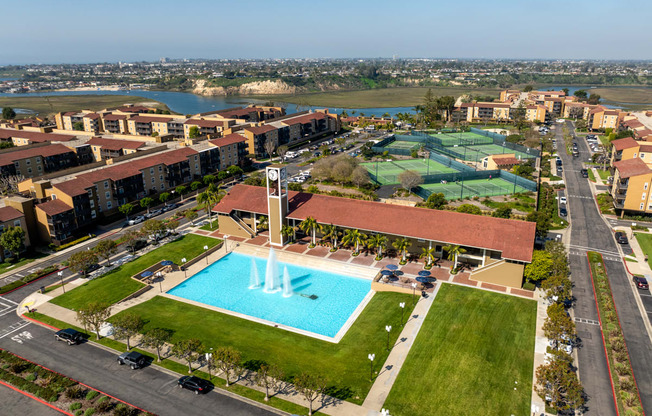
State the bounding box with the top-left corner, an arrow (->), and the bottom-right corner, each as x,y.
384,284 -> 537,416
635,233 -> 652,269
481,193 -> 536,213
266,86 -> 500,108
51,234 -> 220,310
0,95 -> 170,116
200,220 -> 219,231
112,292 -> 415,404
596,168 -> 610,181
587,169 -> 596,182
0,251 -> 48,275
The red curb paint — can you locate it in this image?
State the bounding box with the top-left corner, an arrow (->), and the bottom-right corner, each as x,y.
0,379 -> 74,416
22,314 -> 60,331
585,252 -> 620,416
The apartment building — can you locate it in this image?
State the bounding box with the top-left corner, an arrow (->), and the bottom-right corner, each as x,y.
563,102 -> 594,119
620,116 -> 652,141
611,157 -> 652,214
543,97 -> 564,115
242,125 -> 279,157
499,89 -> 521,103
35,199 -> 77,245
184,119 -> 233,139
0,206 -> 31,255
128,115 -> 172,136
588,107 -> 625,131
0,144 -> 80,178
0,128 -> 77,147
525,105 -> 547,123
87,137 -> 147,161
208,134 -> 249,170
83,113 -> 101,133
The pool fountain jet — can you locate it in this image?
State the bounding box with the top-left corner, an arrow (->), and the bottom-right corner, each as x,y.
249,257 -> 261,289
264,248 -> 281,293
282,266 -> 293,298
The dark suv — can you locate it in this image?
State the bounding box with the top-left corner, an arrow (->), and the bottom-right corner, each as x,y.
178,376 -> 212,394
633,276 -> 649,290
580,169 -> 588,178
117,351 -> 147,369
54,328 -> 84,345
615,231 -> 628,244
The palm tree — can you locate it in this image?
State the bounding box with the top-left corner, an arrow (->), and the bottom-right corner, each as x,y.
392,237 -> 412,263
443,244 -> 467,269
342,229 -> 367,255
197,189 -> 225,227
257,216 -> 269,231
366,234 -> 388,260
320,224 -> 341,249
420,246 -> 437,268
299,216 -> 318,246
281,224 -> 295,243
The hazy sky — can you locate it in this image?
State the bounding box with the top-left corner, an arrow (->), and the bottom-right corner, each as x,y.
3,0 -> 651,64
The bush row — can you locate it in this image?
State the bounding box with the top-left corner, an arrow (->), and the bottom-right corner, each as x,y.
0,264 -> 59,294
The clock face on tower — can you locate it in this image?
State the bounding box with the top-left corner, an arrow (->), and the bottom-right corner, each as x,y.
268,169 -> 278,181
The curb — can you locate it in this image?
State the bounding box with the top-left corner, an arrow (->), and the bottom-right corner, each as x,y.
0,267 -> 65,296
0,379 -> 74,416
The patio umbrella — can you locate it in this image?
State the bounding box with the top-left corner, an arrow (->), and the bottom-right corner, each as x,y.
385,264 -> 399,271
416,276 -> 431,284
418,270 -> 432,277
161,260 -> 174,266
380,270 -> 394,276
141,271 -> 153,280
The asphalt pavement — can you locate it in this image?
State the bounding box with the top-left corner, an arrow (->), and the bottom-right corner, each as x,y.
0,381 -> 62,416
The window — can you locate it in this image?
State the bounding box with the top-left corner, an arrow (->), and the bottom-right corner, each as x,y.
160,184 -> 165,190
642,193 -> 647,200
645,183 -> 649,190
91,210 -> 96,219
159,175 -> 163,181
25,159 -> 30,165
158,166 -> 163,172
634,153 -> 637,158
641,203 -> 645,210
51,194 -> 57,200
195,164 -> 198,169
90,200 -> 94,208
642,154 -> 646,159
27,167 -> 32,173
151,177 -> 155,183
36,157 -> 41,163
104,181 -> 109,189
37,166 -> 42,171
194,155 -> 198,161
14,220 -> 21,227
107,201 -> 112,209
150,168 -> 154,175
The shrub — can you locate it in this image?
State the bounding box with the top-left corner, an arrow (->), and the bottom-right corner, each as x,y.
522,282 -> 536,291
86,390 -> 99,401
70,402 -> 83,411
66,386 -> 86,400
25,373 -> 37,382
76,410 -> 84,416
620,377 -> 635,393
85,408 -> 97,416
9,363 -> 28,374
615,363 -> 630,376
95,398 -> 113,413
615,351 -> 629,363
113,404 -> 137,416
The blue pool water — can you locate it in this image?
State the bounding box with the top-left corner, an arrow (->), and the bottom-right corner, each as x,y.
167,252 -> 371,338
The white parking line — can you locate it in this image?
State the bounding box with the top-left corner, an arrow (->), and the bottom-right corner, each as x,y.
0,321 -> 31,339
0,298 -> 19,305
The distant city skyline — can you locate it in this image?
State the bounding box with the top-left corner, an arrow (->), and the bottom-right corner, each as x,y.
3,0 -> 651,65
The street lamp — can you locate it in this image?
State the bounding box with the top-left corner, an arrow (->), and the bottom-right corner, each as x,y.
399,302 -> 405,326
156,272 -> 163,293
58,271 -> 65,293
411,282 -> 418,306
368,353 -> 375,381
181,258 -> 187,278
385,325 -> 392,351
204,245 -> 209,264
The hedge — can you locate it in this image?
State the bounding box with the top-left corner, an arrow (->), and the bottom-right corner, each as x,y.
0,265 -> 59,294
51,234 -> 96,252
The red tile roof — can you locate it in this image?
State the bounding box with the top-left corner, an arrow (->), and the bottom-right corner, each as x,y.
0,144 -> 75,167
209,134 -> 247,147
0,128 -> 76,143
36,199 -> 73,216
214,185 -> 536,262
130,116 -> 172,123
491,155 -> 521,166
103,114 -> 127,121
612,137 -> 638,151
87,137 -> 146,151
0,206 -> 23,223
614,158 -> 651,178
83,113 -> 100,120
53,178 -> 93,197
245,125 -> 276,135
216,107 -> 260,118
116,106 -> 151,113
184,119 -> 226,128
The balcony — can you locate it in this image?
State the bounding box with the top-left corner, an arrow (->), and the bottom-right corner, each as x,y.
615,180 -> 628,190
614,200 -> 624,209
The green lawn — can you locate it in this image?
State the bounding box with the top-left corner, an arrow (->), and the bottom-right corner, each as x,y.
596,168 -> 610,181
112,292 -> 414,404
635,233 -> 652,269
384,284 -> 537,416
200,220 -> 219,231
0,252 -> 47,274
481,193 -> 537,213
51,234 -> 220,310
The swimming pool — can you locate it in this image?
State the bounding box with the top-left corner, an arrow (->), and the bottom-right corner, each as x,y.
167,252 -> 372,339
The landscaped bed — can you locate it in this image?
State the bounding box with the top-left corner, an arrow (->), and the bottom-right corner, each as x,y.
383,284 -> 537,416
111,291 -> 415,405
51,234 -> 220,310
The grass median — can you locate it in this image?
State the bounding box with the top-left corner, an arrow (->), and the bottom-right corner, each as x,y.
50,234 -> 220,310
383,284 -> 537,416
112,291 -> 414,405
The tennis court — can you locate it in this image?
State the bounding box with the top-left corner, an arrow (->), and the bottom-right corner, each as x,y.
362,158 -> 456,185
386,140 -> 420,150
453,144 -> 533,161
420,178 -> 530,199
431,132 -> 494,146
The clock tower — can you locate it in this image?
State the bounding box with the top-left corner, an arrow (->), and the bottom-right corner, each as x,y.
265,165 -> 289,246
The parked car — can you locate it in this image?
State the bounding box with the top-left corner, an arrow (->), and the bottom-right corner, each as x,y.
556,157 -> 562,166
615,231 -> 628,244
580,169 -> 588,178
633,275 -> 649,290
117,351 -> 147,370
559,196 -> 567,204
178,375 -> 212,394
54,328 -> 84,345
559,206 -> 567,217
128,216 -> 145,225
80,263 -> 101,276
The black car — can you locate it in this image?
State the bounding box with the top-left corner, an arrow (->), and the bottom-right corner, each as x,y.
80,263 -> 101,276
54,328 -> 84,345
615,231 -> 628,244
117,351 -> 147,369
580,169 -> 588,178
178,376 -> 212,394
559,206 -> 567,217
633,276 -> 649,290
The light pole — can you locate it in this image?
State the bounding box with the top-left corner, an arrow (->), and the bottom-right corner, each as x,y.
368,353 -> 375,382
399,302 -> 405,326
204,245 -> 209,265
58,271 -> 65,293
411,283 -> 418,306
206,348 -> 213,380
385,325 -> 392,351
156,272 -> 163,293
181,258 -> 187,279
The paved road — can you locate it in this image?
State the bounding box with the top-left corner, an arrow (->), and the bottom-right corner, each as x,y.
0,381 -> 62,416
559,122 -> 652,414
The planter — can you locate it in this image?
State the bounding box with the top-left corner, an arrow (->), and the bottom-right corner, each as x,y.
330,248 -> 338,253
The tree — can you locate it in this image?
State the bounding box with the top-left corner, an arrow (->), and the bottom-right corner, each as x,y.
351,166 -> 370,188
335,137 -> 346,147
123,230 -> 143,253
543,303 -> 576,347
392,237 -> 412,263
342,228 -> 367,255
277,145 -> 288,161
190,181 -> 202,195
561,88 -> 569,96
332,160 -> 355,184
188,125 -> 200,139
587,93 -> 601,105
492,206 -> 512,219
159,192 -> 171,206
213,346 -> 243,387
0,173 -> 25,196
172,338 -> 204,373
68,250 -> 98,275
524,251 -> 553,284
185,210 -> 198,225
523,85 -> 534,92
366,234 -> 387,259
226,165 -> 244,178
197,190 -> 221,226
456,204 -> 482,215
281,224 -> 295,243
299,216 -> 319,246
573,89 -> 588,100
2,107 -> 16,120
167,219 -> 180,234
94,239 -> 117,266
398,170 -> 423,193
111,313 -> 144,350
175,185 -> 187,202
77,302 -> 111,340
535,359 -> 585,412
264,136 -> 278,159
541,274 -> 572,304
420,246 -> 437,268
0,226 -> 25,259
142,219 -> 166,242
141,328 -> 173,362
526,210 -> 551,237
203,174 -> 215,185
140,197 -> 154,214
425,193 -> 447,209
545,240 -> 569,277
320,224 -> 340,249
73,121 -> 84,131
118,202 -> 134,221
293,373 -> 326,416
254,363 -> 284,401
443,244 -> 466,269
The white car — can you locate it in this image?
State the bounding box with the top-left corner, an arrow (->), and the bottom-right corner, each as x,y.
559,196 -> 567,204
